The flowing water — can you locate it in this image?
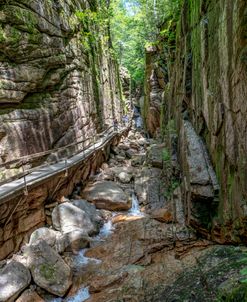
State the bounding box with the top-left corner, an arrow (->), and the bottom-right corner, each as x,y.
48,192 -> 143,302
98,220 -> 115,237
66,288 -> 90,302
73,249 -> 102,267
64,215 -> 117,302
47,287 -> 90,302
129,193 -> 144,216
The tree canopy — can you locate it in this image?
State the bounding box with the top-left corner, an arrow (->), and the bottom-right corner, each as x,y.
110,0 -> 181,86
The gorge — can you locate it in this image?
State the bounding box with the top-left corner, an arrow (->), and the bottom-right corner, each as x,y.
0,0 -> 246,301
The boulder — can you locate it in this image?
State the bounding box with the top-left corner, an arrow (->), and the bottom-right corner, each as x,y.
16,289 -> 44,302
81,181 -> 131,211
115,155 -> 126,162
131,154 -> 145,167
52,202 -> 97,235
146,144 -> 165,169
0,261 -> 31,302
28,226 -> 90,254
117,171 -> 132,184
29,227 -> 61,248
56,230 -> 90,253
24,240 -> 72,297
125,149 -> 135,159
129,142 -> 140,150
149,207 -> 174,223
137,137 -> 147,146
118,143 -> 130,151
72,199 -> 104,229
101,163 -> 109,170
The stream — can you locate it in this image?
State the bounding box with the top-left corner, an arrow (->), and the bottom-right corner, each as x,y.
47,193 -> 144,302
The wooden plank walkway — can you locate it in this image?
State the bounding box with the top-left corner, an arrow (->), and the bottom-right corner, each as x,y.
0,125 -> 128,204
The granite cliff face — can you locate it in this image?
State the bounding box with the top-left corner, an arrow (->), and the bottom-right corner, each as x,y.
0,0 -> 126,259
144,0 -> 247,242
0,0 -> 124,178
142,45 -> 166,138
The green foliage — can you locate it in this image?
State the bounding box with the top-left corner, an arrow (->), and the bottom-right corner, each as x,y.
217,283 -> 247,302
162,148 -> 171,162
240,268 -> 247,281
110,0 -> 182,86
76,4 -> 112,50
164,178 -> 180,199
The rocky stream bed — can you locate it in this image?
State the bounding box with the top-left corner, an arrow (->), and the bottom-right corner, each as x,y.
0,127 -> 246,302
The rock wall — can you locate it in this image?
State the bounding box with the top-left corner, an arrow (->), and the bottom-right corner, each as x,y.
0,0 -> 124,179
143,45 -> 166,137
169,0 -> 247,242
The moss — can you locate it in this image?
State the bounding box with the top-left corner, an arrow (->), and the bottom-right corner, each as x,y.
39,263 -> 56,281
115,60 -> 126,113
157,246 -> 247,302
0,92 -> 51,115
227,169 -> 235,201
218,283 -> 247,302
162,148 -> 171,162
2,26 -> 22,45
9,6 -> 38,34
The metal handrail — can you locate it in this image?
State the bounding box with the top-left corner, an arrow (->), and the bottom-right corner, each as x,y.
0,125 -> 114,169
0,118 -> 132,187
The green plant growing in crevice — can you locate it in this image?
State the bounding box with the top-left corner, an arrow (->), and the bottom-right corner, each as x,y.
76,6 -> 111,131
162,146 -> 180,199
162,148 -> 171,162
164,177 -> 180,199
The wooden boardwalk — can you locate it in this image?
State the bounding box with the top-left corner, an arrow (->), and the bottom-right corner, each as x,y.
0,125 -> 129,204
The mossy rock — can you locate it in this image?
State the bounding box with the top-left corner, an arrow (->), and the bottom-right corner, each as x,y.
148,246 -> 247,302
39,263 -> 56,281
218,283 -> 247,302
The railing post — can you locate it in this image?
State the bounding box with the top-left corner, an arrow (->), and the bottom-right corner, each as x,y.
21,161 -> 28,196
64,159 -> 68,177
82,139 -> 85,158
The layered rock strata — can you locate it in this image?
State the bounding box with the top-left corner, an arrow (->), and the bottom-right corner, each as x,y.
143,45 -> 166,137
0,0 -> 125,179
170,0 -> 247,242
145,0 -> 247,242
0,0 -> 128,259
